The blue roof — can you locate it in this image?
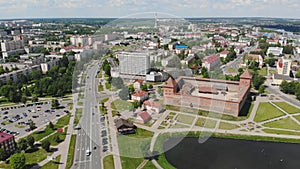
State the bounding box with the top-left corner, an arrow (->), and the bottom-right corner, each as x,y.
175,45 -> 188,49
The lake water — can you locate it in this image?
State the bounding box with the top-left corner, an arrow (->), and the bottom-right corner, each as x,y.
163,137 -> 300,169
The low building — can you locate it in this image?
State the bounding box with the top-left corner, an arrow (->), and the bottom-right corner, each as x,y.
245,54 -> 264,68
115,118 -> 136,135
131,91 -> 149,102
136,111 -> 152,124
219,50 -> 230,58
267,47 -> 283,57
0,132 -> 17,154
143,100 -> 163,114
133,79 -> 144,90
202,55 -> 220,71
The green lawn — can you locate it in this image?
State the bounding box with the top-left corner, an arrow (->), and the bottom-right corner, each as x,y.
100,98 -> 109,104
66,135 -> 76,169
273,102 -> 300,114
14,124 -> 25,128
43,127 -> 68,146
77,102 -> 83,106
103,155 -> 115,169
98,72 -> 102,78
293,115 -> 300,123
171,123 -> 189,128
142,161 -> 157,169
105,82 -> 111,90
41,155 -> 61,169
74,108 -> 83,125
258,67 -> 267,76
219,122 -> 240,130
31,126 -> 56,141
56,114 -> 71,126
98,84 -> 104,92
254,102 -> 285,122
118,128 -> 153,159
120,156 -> 144,169
111,99 -> 133,111
263,128 -> 300,136
263,117 -> 300,130
176,114 -> 195,124
195,118 -> 217,128
25,148 -> 52,166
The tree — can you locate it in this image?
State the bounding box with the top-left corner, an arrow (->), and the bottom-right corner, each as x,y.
41,140 -> 51,152
17,138 -> 28,151
258,85 -> 265,94
157,88 -> 163,96
252,74 -> 266,90
141,84 -> 148,91
128,84 -> 135,94
10,153 -> 26,169
21,96 -> 27,105
148,84 -> 153,90
51,99 -> 60,109
53,135 -> 60,143
119,87 -> 129,100
111,77 -> 124,89
48,122 -> 54,130
26,136 -> 35,148
32,96 -> 38,102
29,121 -> 36,130
0,148 -> 8,161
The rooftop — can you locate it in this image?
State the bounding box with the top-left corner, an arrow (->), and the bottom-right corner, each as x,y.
202,55 -> 220,64
0,132 -> 14,143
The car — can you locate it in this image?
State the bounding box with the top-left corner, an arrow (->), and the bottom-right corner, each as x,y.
3,111 -> 8,115
100,116 -> 105,122
56,114 -> 60,117
45,110 -> 51,113
102,145 -> 108,152
32,115 -> 39,118
86,149 -> 91,156
102,138 -> 108,145
25,128 -> 31,132
3,116 -> 8,119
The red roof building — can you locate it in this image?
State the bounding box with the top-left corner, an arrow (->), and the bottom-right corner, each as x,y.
0,132 -> 17,154
202,55 -> 220,71
131,91 -> 149,101
137,111 -> 152,124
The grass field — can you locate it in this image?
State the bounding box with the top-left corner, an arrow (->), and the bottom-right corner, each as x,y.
142,161 -> 157,169
25,148 -> 52,166
176,114 -> 195,124
118,128 -> 153,159
43,127 -> 68,146
195,118 -> 217,128
41,155 -> 61,169
111,99 -> 133,111
103,155 -> 115,169
273,102 -> 300,114
120,156 -> 144,169
263,128 -> 300,136
98,84 -> 104,92
66,135 -> 76,169
254,102 -> 285,122
56,114 -> 71,126
74,108 -> 83,125
171,123 -> 190,128
263,117 -> 300,130
293,115 -> 300,123
218,122 -> 240,130
77,102 -> 83,106
105,82 -> 111,90
258,67 -> 267,76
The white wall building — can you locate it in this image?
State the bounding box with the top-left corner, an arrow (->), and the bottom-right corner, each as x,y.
267,47 -> 283,57
118,52 -> 150,76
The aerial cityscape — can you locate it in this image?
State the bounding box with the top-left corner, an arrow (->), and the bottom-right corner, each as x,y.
1,1 -> 300,169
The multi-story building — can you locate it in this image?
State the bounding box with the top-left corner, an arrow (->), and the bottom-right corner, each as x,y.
202,55 -> 220,71
118,52 -> 150,76
1,40 -> 25,59
0,132 -> 17,154
277,58 -> 292,76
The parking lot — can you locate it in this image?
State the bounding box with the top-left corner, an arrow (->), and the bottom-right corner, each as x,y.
0,101 -> 70,138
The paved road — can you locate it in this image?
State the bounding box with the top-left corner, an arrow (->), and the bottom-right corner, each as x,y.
73,63 -> 105,169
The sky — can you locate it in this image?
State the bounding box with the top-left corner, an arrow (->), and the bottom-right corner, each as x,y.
0,0 -> 300,19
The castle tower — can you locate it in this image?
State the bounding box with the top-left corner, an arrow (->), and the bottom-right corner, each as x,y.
163,77 -> 177,96
239,69 -> 252,89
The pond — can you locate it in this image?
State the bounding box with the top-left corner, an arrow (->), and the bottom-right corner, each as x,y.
163,137 -> 300,169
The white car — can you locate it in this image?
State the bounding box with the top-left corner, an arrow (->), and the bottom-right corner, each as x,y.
86,149 -> 91,156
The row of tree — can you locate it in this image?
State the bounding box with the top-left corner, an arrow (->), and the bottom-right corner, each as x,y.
280,81 -> 300,100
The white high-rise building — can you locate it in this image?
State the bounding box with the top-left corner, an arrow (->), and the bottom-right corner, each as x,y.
118,52 -> 150,76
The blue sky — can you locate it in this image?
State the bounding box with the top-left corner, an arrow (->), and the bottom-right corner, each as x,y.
0,0 -> 300,19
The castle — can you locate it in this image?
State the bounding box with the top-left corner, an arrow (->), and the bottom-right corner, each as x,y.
163,69 -> 252,116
